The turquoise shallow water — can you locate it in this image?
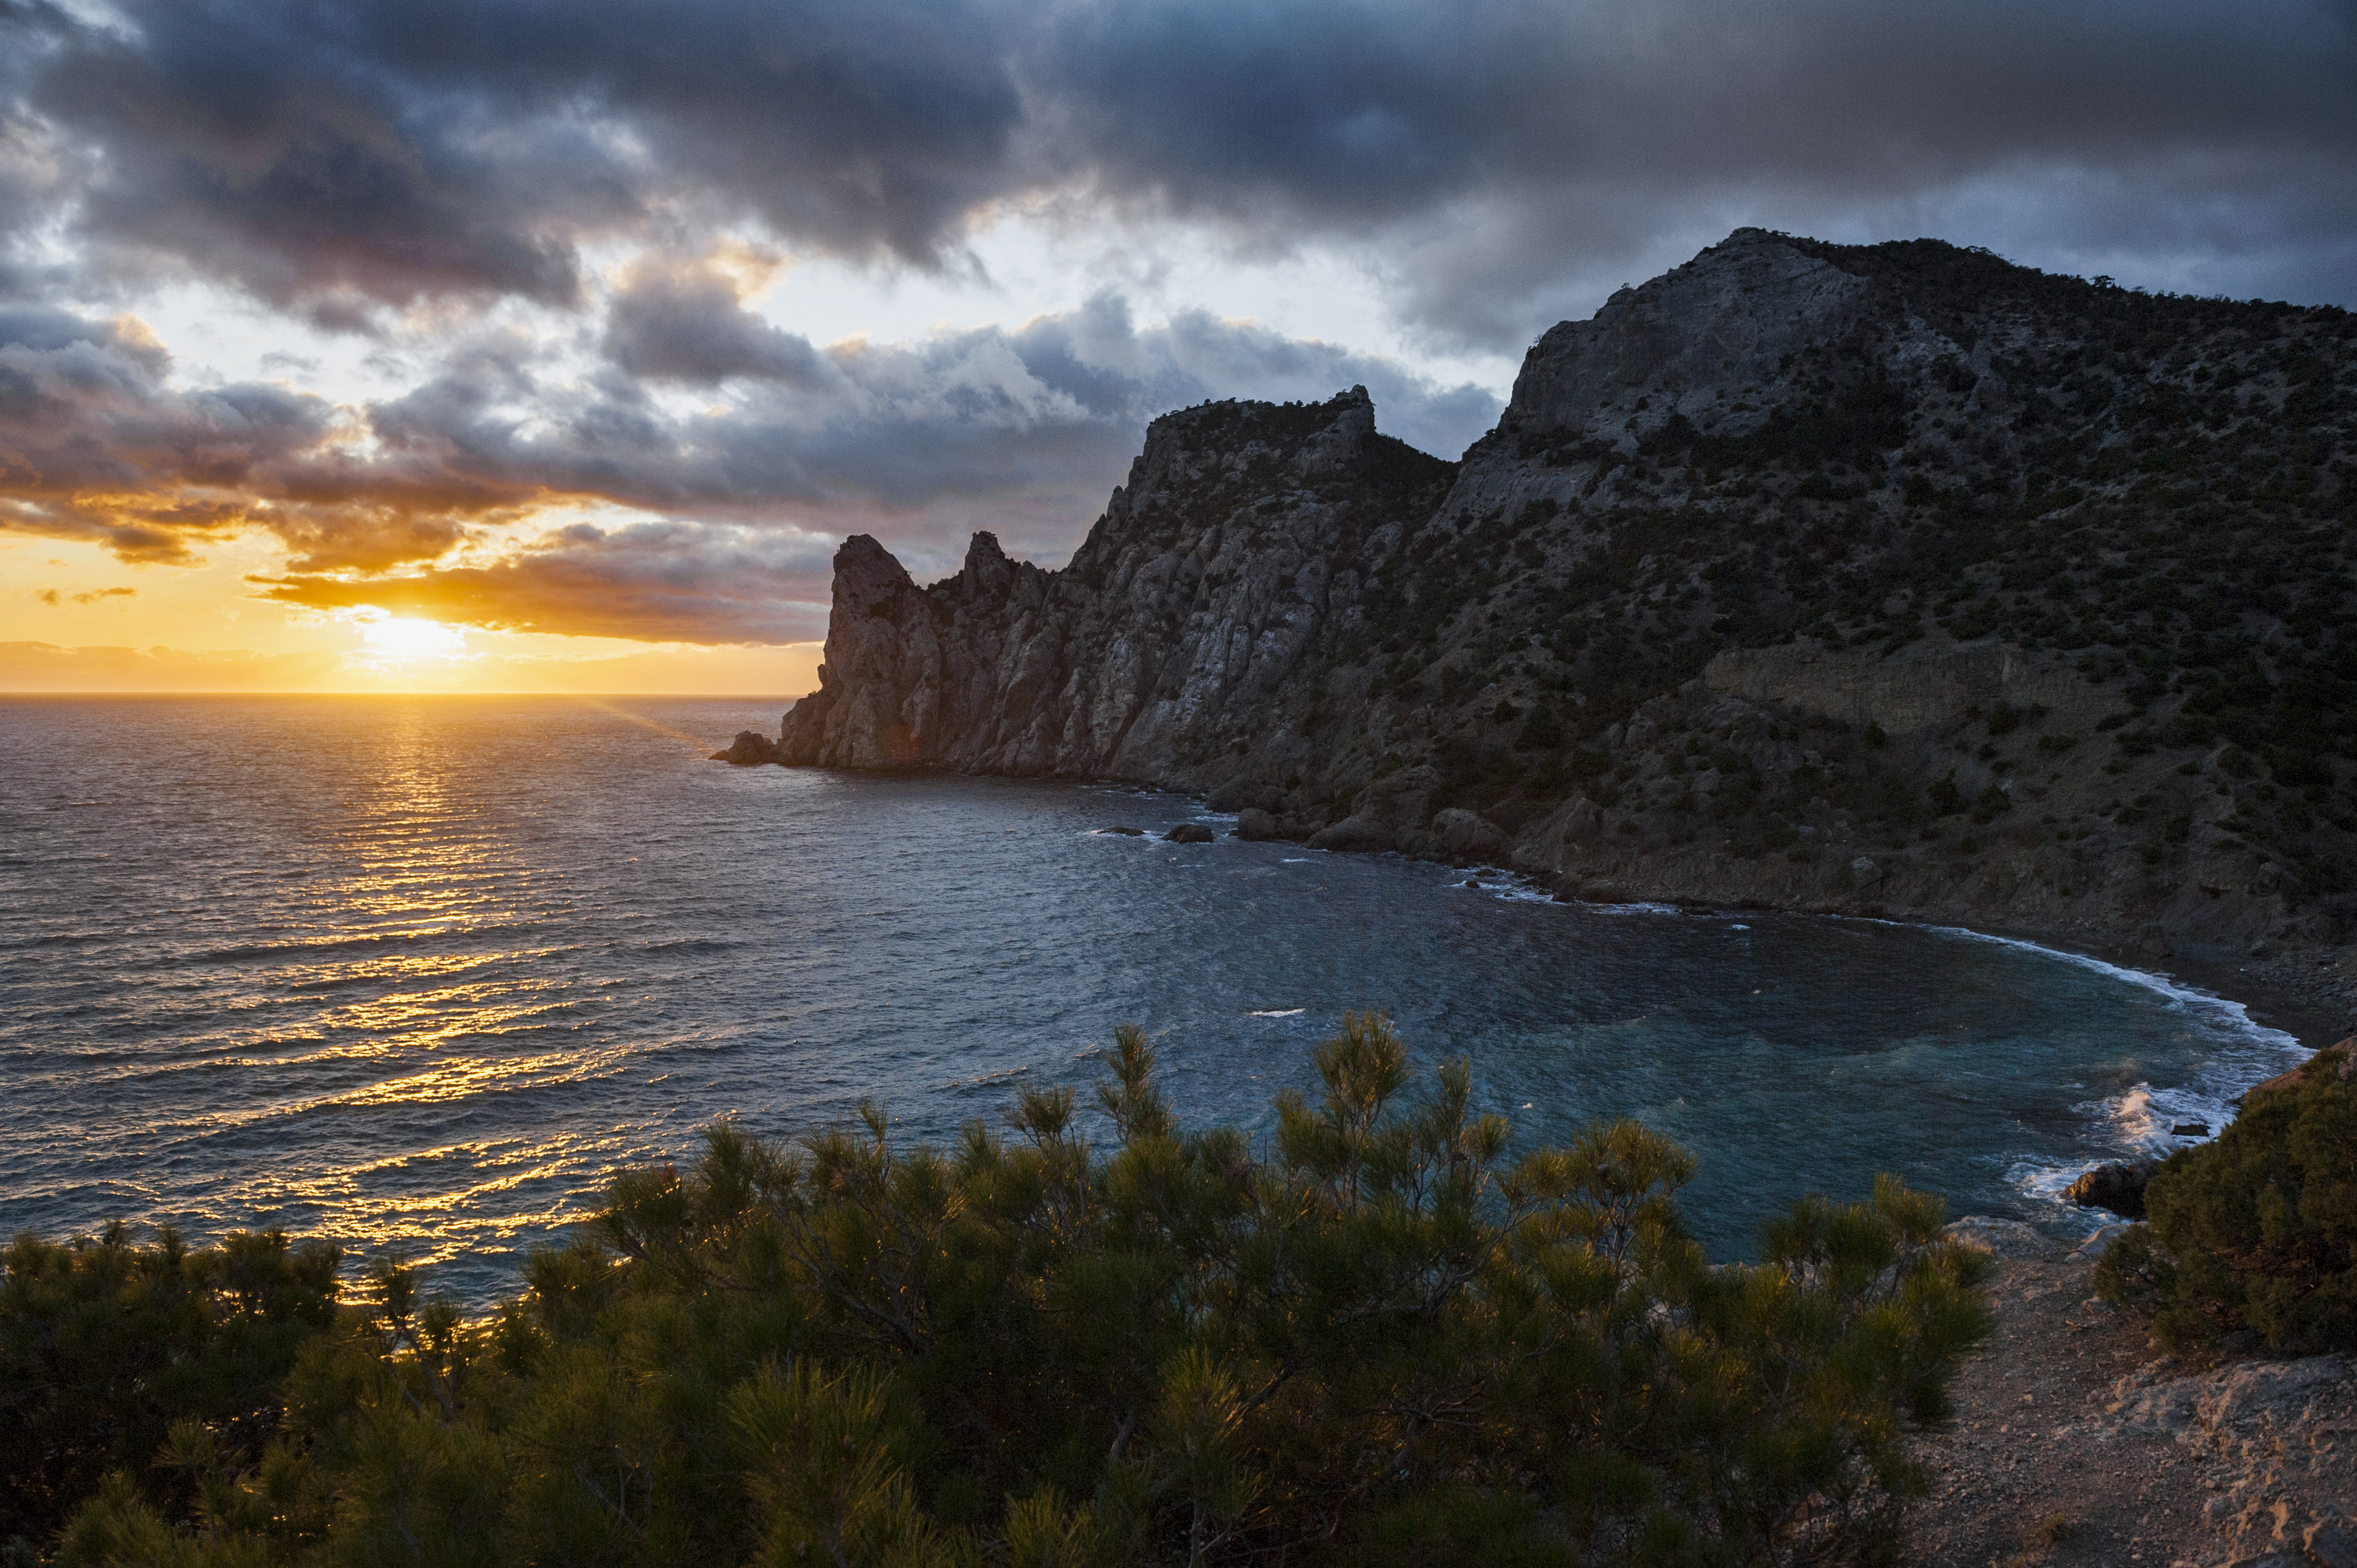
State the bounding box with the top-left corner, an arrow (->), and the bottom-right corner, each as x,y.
0,695 -> 2306,1304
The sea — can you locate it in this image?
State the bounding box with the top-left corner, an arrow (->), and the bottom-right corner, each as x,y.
0,695 -> 2310,1305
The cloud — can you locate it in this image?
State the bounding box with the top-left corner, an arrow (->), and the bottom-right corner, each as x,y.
0,275 -> 1494,640
32,585 -> 137,605
3,0 -> 2349,345
250,518 -> 839,644
7,0 -> 1033,321
0,302 -> 336,564
602,256 -> 834,386
231,281 -> 1500,643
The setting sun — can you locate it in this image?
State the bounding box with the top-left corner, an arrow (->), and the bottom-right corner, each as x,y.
358,616 -> 467,660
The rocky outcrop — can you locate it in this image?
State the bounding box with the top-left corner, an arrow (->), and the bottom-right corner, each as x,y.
2101,1355 -> 2357,1566
2065,1159 -> 2158,1219
711,730 -> 780,765
759,228 -> 2357,969
778,388 -> 1455,783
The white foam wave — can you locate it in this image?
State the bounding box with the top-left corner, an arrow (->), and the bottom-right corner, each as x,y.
1915,922 -> 2303,1059
1248,1008 -> 1305,1018
1921,924 -> 2311,1218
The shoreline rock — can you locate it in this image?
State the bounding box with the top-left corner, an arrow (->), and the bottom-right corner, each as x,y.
710,730 -> 780,765
2064,1159 -> 2158,1220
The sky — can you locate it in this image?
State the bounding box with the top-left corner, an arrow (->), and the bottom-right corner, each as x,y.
2,0 -> 2352,693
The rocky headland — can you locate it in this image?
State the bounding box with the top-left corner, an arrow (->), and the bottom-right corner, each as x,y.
739,227 -> 2357,1018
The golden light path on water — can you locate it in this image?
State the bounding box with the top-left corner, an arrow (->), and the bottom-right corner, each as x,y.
0,693 -> 2310,1307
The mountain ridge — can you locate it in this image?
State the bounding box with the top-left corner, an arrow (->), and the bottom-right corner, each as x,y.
753,227 -> 2357,979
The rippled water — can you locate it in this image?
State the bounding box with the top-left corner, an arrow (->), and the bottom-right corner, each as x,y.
0,695 -> 2307,1304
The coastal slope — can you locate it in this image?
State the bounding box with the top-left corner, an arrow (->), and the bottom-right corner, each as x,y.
769,228 -> 2357,970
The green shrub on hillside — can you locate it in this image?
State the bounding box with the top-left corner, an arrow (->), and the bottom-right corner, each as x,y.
2096,1047 -> 2357,1354
27,1016 -> 1992,1567
1,1224 -> 341,1550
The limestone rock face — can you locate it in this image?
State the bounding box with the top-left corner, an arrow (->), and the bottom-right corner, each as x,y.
1506,228 -> 1874,444
778,387 -> 1455,785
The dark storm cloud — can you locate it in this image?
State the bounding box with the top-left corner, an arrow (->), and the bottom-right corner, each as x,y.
6,0 -> 1031,318
601,259 -> 837,387
6,0 -> 2352,341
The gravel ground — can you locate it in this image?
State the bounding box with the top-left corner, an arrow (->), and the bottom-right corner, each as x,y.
1910,1221 -> 2355,1568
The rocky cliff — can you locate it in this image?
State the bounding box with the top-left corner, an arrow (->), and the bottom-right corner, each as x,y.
777,387 -> 1454,778
765,228 -> 2357,971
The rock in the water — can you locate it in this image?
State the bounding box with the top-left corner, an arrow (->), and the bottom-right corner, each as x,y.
1306,814 -> 1395,854
1100,826 -> 1144,836
1167,822 -> 1215,843
1234,807 -> 1282,841
1429,808 -> 1503,860
2064,1159 -> 2158,1219
711,730 -> 781,765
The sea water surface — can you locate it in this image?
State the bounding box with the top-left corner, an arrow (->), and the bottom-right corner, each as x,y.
0,695 -> 2308,1304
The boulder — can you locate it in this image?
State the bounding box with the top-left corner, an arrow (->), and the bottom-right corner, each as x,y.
1430,808 -> 1504,860
1166,823 -> 1215,844
2064,1159 -> 2158,1219
1352,765 -> 1442,828
1208,778 -> 1285,813
1942,1215 -> 2063,1261
711,730 -> 781,765
1234,807 -> 1283,841
1306,814 -> 1396,854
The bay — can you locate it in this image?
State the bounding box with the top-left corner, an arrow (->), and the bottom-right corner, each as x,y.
0,695 -> 2301,1304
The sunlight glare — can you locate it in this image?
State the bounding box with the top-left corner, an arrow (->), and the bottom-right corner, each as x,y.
360,616 -> 467,660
